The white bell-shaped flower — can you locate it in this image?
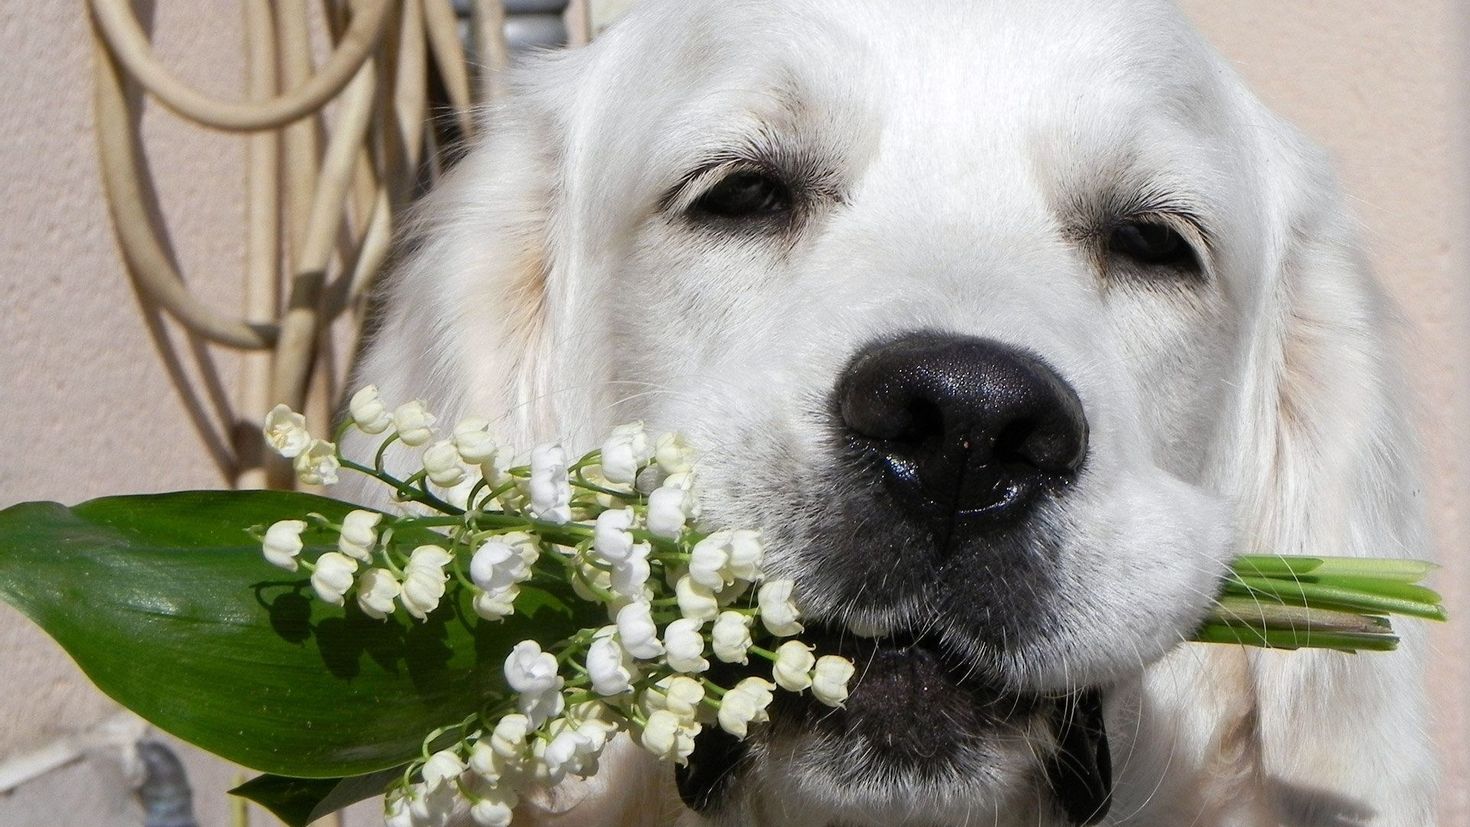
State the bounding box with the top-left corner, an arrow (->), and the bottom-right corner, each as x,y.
399,545 -> 452,620
600,422 -> 653,484
337,509 -> 382,561
654,432 -> 697,474
663,618 -> 709,674
615,601 -> 664,659
646,473 -> 698,539
309,551 -> 357,605
422,440 -> 467,488
712,610 -> 754,664
812,655 -> 856,708
421,749 -> 466,793
675,575 -> 719,623
689,530 -> 734,590
504,640 -> 565,725
528,443 -> 573,524
490,714 -> 531,760
593,507 -> 637,564
640,709 -> 699,764
470,538 -> 532,593
263,405 -> 311,458
473,585 -> 519,621
469,790 -> 516,827
452,417 -> 501,465
348,385 -> 393,435
726,529 -> 765,581
293,438 -> 340,486
586,630 -> 636,696
772,641 -> 816,692
717,677 -> 775,738
261,520 -> 306,571
392,400 -> 437,446
758,578 -> 803,636
608,542 -> 652,602
355,568 -> 401,620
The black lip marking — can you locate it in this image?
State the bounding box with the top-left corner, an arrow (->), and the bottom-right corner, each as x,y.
1044,687 -> 1112,826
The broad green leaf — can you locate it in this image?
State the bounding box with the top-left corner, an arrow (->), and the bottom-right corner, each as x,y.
0,491 -> 601,778
231,768 -> 405,827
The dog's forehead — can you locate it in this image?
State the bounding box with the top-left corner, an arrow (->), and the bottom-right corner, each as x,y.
583,0 -> 1240,203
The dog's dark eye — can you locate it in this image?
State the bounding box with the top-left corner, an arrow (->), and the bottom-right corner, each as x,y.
691,170 -> 793,220
1107,221 -> 1199,272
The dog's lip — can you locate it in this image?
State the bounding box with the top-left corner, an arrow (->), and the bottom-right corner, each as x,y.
800,618 -> 1018,699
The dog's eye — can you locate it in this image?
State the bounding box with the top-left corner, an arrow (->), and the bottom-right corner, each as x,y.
691,170 -> 793,220
1106,221 -> 1199,272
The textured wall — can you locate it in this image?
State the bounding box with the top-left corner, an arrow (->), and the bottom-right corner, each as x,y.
0,1 -> 1464,824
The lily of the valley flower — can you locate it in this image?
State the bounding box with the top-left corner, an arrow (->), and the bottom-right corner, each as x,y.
490,714 -> 531,760
468,789 -> 516,827
663,618 -> 709,673
758,578 -> 803,636
716,676 -> 776,738
504,641 -> 565,726
400,545 -> 452,620
310,551 -> 358,605
348,385 -> 393,434
586,630 -> 636,696
262,520 -> 306,571
689,531 -> 734,590
646,473 -> 697,539
616,601 -> 664,659
294,438 -> 341,486
452,417 -> 501,465
528,443 -> 573,524
470,538 -> 532,593
641,709 -> 699,764
593,507 -> 637,564
711,610 -> 754,664
473,585 -> 519,621
355,568 -> 401,619
726,529 -> 765,581
812,655 -> 856,708
600,422 -> 652,484
262,404 -> 312,458
772,641 -> 816,692
675,575 -> 719,623
421,749 -> 466,792
654,432 -> 696,475
608,542 -> 652,602
422,440 -> 468,488
337,509 -> 382,561
392,400 -> 437,446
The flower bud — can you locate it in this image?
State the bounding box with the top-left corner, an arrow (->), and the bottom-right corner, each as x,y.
421,749 -> 465,792
712,611 -> 754,664
348,386 -> 393,434
337,509 -> 381,561
812,655 -> 856,708
261,520 -> 306,571
758,578 -> 803,636
663,618 -> 709,673
262,404 -> 311,458
392,400 -> 437,446
422,440 -> 467,487
293,438 -> 340,486
772,641 -> 816,692
355,568 -> 400,619
615,601 -> 664,659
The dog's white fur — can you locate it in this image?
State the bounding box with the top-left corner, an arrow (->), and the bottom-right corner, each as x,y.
346,1 -> 1436,824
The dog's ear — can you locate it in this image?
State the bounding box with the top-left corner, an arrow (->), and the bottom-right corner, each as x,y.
1227,123 -> 1437,820
342,56 -> 590,477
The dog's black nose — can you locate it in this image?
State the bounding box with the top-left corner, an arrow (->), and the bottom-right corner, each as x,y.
836,332 -> 1088,523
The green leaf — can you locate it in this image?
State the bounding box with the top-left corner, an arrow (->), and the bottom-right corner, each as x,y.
231,768 -> 404,827
0,491 -> 601,779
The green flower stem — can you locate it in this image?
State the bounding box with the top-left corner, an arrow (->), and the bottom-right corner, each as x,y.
373,433 -> 402,475
747,645 -> 778,663
700,680 -> 728,698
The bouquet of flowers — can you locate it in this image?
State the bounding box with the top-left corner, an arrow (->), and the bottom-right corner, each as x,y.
0,389 -> 1445,826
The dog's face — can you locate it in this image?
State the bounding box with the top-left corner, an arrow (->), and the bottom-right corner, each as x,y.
575,1 -> 1243,820
355,0 -> 1429,824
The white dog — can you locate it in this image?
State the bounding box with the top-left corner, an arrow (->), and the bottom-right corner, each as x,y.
347,1 -> 1435,824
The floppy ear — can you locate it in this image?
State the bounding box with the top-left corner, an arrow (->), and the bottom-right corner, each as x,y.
1229,126 -> 1436,822
342,58 -> 587,483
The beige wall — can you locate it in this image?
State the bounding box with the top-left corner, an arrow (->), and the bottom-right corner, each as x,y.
0,1 -> 1465,824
